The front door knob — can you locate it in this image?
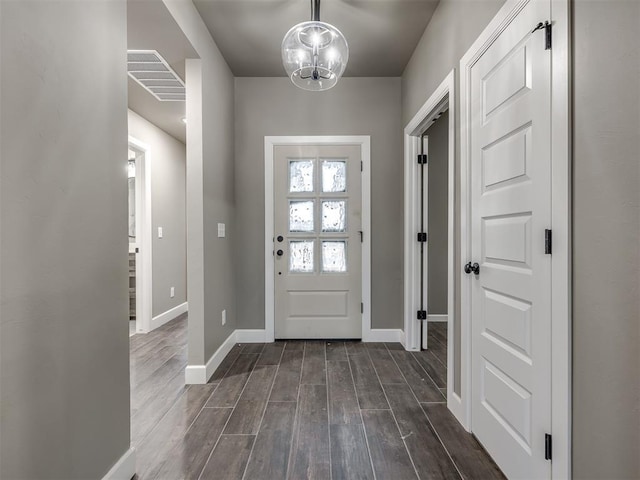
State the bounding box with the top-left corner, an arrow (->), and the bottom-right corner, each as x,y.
464,262 -> 480,275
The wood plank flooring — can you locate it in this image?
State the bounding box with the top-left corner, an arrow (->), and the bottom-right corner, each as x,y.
131,318 -> 505,479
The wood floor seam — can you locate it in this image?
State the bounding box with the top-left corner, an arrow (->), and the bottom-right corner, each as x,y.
240,343 -> 283,480
384,337 -> 464,479
285,341 -> 306,480
369,347 -> 422,480
344,342 -> 378,480
198,349 -> 261,479
324,343 -> 334,480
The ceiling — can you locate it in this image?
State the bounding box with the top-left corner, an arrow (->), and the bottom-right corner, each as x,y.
127,0 -> 198,143
192,0 -> 439,77
127,0 -> 439,142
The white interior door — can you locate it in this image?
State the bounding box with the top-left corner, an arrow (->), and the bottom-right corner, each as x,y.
274,144 -> 362,339
468,1 -> 552,478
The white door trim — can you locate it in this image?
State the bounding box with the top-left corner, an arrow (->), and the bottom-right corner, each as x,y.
265,136 -> 371,342
403,70 -> 460,421
459,0 -> 571,476
128,136 -> 153,334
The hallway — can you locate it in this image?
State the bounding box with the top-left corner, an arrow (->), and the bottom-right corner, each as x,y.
131,317 -> 504,479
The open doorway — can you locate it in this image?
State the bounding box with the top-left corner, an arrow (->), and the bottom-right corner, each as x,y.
403,70 -> 460,421
421,108 -> 450,390
127,138 -> 152,335
128,148 -> 138,336
418,109 -> 450,348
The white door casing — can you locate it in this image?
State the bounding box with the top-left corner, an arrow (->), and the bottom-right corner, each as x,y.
265,136 -> 372,343
274,144 -> 362,339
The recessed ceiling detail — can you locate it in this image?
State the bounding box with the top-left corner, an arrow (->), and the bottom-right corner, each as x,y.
127,50 -> 185,102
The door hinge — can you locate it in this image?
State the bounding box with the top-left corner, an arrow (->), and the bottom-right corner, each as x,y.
361,302 -> 364,314
532,21 -> 552,50
361,161 -> 363,172
545,21 -> 552,49
359,231 -> 363,243
545,433 -> 552,461
417,232 -> 427,243
545,229 -> 552,254
417,154 -> 428,165
417,310 -> 427,320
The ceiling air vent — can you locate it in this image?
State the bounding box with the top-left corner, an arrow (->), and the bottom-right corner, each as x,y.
127,50 -> 185,102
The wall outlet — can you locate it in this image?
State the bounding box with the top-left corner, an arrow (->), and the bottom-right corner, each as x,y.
158,227 -> 163,239
170,287 -> 175,298
221,309 -> 226,326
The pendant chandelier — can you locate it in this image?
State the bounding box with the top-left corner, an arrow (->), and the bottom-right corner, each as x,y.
281,0 -> 349,91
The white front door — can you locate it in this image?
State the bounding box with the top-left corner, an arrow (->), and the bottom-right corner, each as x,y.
468,1 -> 552,478
274,144 -> 362,339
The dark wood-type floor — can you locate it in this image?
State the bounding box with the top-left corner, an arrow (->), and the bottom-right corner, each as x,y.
130,317 -> 504,479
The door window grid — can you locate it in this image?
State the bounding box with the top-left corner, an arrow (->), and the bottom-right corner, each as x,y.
287,157 -> 349,274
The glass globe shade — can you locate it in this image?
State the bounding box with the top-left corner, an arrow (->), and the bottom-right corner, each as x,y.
282,21 -> 349,91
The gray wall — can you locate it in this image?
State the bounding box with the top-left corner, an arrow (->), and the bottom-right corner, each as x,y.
0,1 -> 130,478
164,0 -> 237,364
128,110 -> 187,318
235,77 -> 403,331
402,0 -> 506,126
402,0 -> 505,393
426,111 -> 449,315
572,0 -> 640,477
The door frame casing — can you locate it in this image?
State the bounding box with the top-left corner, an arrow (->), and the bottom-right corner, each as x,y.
264,136 -> 371,342
403,70 -> 458,418
459,0 -> 571,477
128,136 -> 153,334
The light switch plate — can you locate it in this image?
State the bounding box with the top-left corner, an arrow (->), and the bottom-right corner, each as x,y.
158,227 -> 163,239
221,309 -> 226,326
217,223 -> 225,238
170,287 -> 175,298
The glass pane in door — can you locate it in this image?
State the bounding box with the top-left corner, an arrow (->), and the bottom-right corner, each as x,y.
290,160 -> 314,192
290,240 -> 314,273
322,200 -> 346,232
321,160 -> 347,192
322,241 -> 347,272
289,200 -> 315,232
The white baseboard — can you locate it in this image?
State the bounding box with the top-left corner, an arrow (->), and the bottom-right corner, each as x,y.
185,330 -> 236,384
102,447 -> 135,480
427,314 -> 448,322
363,328 -> 403,343
150,301 -> 188,331
448,390 -> 470,432
398,330 -> 407,349
184,326 -> 404,383
236,329 -> 267,343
